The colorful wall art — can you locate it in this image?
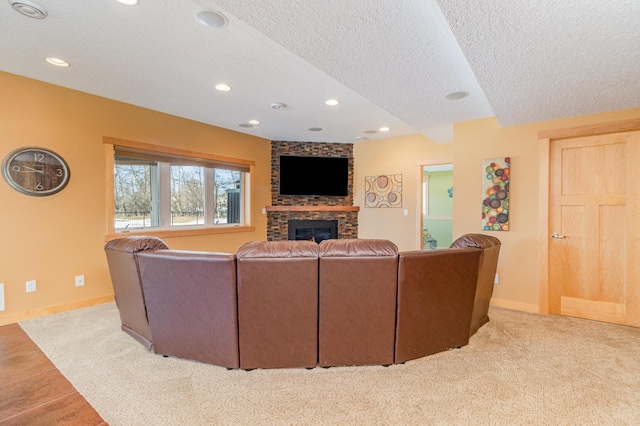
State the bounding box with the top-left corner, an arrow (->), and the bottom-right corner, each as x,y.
482,157 -> 510,231
365,174 -> 402,208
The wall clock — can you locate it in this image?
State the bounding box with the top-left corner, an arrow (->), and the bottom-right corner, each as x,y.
2,146 -> 70,196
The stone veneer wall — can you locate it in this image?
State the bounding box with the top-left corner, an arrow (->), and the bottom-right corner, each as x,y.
267,141 -> 358,241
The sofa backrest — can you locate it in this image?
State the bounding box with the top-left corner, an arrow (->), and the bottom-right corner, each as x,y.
395,248 -> 481,363
450,233 -> 501,336
318,239 -> 399,367
104,235 -> 500,369
236,240 -> 320,369
104,236 -> 168,349
137,250 -> 240,368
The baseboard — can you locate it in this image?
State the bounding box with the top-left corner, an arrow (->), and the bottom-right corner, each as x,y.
0,295 -> 115,326
490,298 -> 539,314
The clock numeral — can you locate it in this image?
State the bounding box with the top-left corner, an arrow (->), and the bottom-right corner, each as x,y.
36,183 -> 44,191
12,165 -> 20,172
33,153 -> 45,162
56,168 -> 63,177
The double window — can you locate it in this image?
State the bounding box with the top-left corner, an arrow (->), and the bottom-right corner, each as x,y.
105,137 -> 254,238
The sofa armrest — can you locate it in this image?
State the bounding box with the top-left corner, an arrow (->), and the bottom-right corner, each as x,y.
450,234 -> 502,335
103,236 -> 169,350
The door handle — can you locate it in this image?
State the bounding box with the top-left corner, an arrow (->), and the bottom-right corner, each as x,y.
551,233 -> 566,239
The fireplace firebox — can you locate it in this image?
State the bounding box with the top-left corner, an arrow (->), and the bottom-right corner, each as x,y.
288,219 -> 338,243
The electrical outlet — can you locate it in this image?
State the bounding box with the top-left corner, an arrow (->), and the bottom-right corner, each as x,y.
0,283 -> 5,311
494,274 -> 499,284
26,280 -> 36,293
75,275 -> 85,287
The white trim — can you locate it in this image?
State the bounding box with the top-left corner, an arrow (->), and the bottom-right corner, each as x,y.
490,298 -> 540,314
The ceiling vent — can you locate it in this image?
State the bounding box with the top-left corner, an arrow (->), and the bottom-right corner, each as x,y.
9,0 -> 47,19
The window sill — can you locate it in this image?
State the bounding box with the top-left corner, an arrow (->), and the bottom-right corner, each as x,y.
105,225 -> 255,242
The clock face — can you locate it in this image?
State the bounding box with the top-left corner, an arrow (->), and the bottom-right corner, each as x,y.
2,147 -> 70,196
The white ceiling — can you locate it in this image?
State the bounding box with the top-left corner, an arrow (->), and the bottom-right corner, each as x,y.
1,0 -> 638,144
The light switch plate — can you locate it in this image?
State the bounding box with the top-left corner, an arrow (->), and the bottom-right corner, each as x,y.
0,283 -> 5,311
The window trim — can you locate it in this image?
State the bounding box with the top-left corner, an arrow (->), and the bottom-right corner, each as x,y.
104,136 -> 255,241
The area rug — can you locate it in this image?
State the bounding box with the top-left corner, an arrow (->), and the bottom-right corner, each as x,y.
20,302 -> 640,425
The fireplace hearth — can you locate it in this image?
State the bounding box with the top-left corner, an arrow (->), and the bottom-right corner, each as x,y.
288,219 -> 338,243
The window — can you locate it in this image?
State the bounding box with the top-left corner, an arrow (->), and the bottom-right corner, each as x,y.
105,137 -> 254,238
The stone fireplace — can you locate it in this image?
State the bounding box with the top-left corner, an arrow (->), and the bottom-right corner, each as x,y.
267,141 -> 359,241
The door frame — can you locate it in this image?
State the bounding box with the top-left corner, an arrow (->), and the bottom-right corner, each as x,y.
417,160 -> 453,250
538,118 -> 640,314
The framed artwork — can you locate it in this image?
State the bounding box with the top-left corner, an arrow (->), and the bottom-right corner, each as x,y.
365,174 -> 402,208
482,157 -> 510,231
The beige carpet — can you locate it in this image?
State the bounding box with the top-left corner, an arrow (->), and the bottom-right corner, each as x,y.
19,302 -> 640,425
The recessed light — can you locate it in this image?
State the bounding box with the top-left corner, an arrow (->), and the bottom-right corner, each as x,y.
196,10 -> 228,29
271,102 -> 287,109
239,123 -> 253,128
115,0 -> 138,5
364,130 -> 377,134
308,127 -> 322,132
325,99 -> 340,106
444,91 -> 469,100
355,136 -> 366,141
10,0 -> 47,18
45,57 -> 69,67
248,120 -> 260,125
379,127 -> 390,132
215,83 -> 231,92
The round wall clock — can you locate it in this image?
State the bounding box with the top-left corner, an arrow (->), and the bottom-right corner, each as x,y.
2,146 -> 70,196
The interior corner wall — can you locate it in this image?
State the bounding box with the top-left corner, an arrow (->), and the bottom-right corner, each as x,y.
453,108 -> 640,313
353,134 -> 453,251
0,71 -> 271,325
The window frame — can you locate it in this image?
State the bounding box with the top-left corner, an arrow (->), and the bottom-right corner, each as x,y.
104,136 -> 255,240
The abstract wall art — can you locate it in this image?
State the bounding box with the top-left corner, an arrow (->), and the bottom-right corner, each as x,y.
365,174 -> 402,208
482,157 -> 510,231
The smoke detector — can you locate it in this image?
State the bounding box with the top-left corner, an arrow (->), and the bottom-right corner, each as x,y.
9,0 -> 47,19
270,102 -> 287,109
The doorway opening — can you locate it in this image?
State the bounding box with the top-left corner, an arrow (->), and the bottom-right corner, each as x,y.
421,164 -> 453,249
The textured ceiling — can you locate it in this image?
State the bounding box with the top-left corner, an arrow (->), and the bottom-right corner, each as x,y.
0,0 -> 637,144
438,0 -> 640,126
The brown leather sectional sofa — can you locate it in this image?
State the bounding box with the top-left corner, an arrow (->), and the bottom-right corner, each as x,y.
104,234 -> 500,370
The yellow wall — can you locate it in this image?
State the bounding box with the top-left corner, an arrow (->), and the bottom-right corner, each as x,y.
3,70 -> 640,324
453,110 -> 640,312
354,134 -> 453,251
0,72 -> 271,325
355,108 -> 640,313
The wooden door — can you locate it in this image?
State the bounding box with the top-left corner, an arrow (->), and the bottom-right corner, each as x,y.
549,131 -> 640,326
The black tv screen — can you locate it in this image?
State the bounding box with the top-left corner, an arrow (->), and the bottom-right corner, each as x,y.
279,155 -> 349,196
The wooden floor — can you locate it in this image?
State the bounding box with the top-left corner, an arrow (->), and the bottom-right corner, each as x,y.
0,323 -> 106,425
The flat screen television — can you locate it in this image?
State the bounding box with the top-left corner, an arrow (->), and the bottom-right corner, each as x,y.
279,155 -> 349,196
